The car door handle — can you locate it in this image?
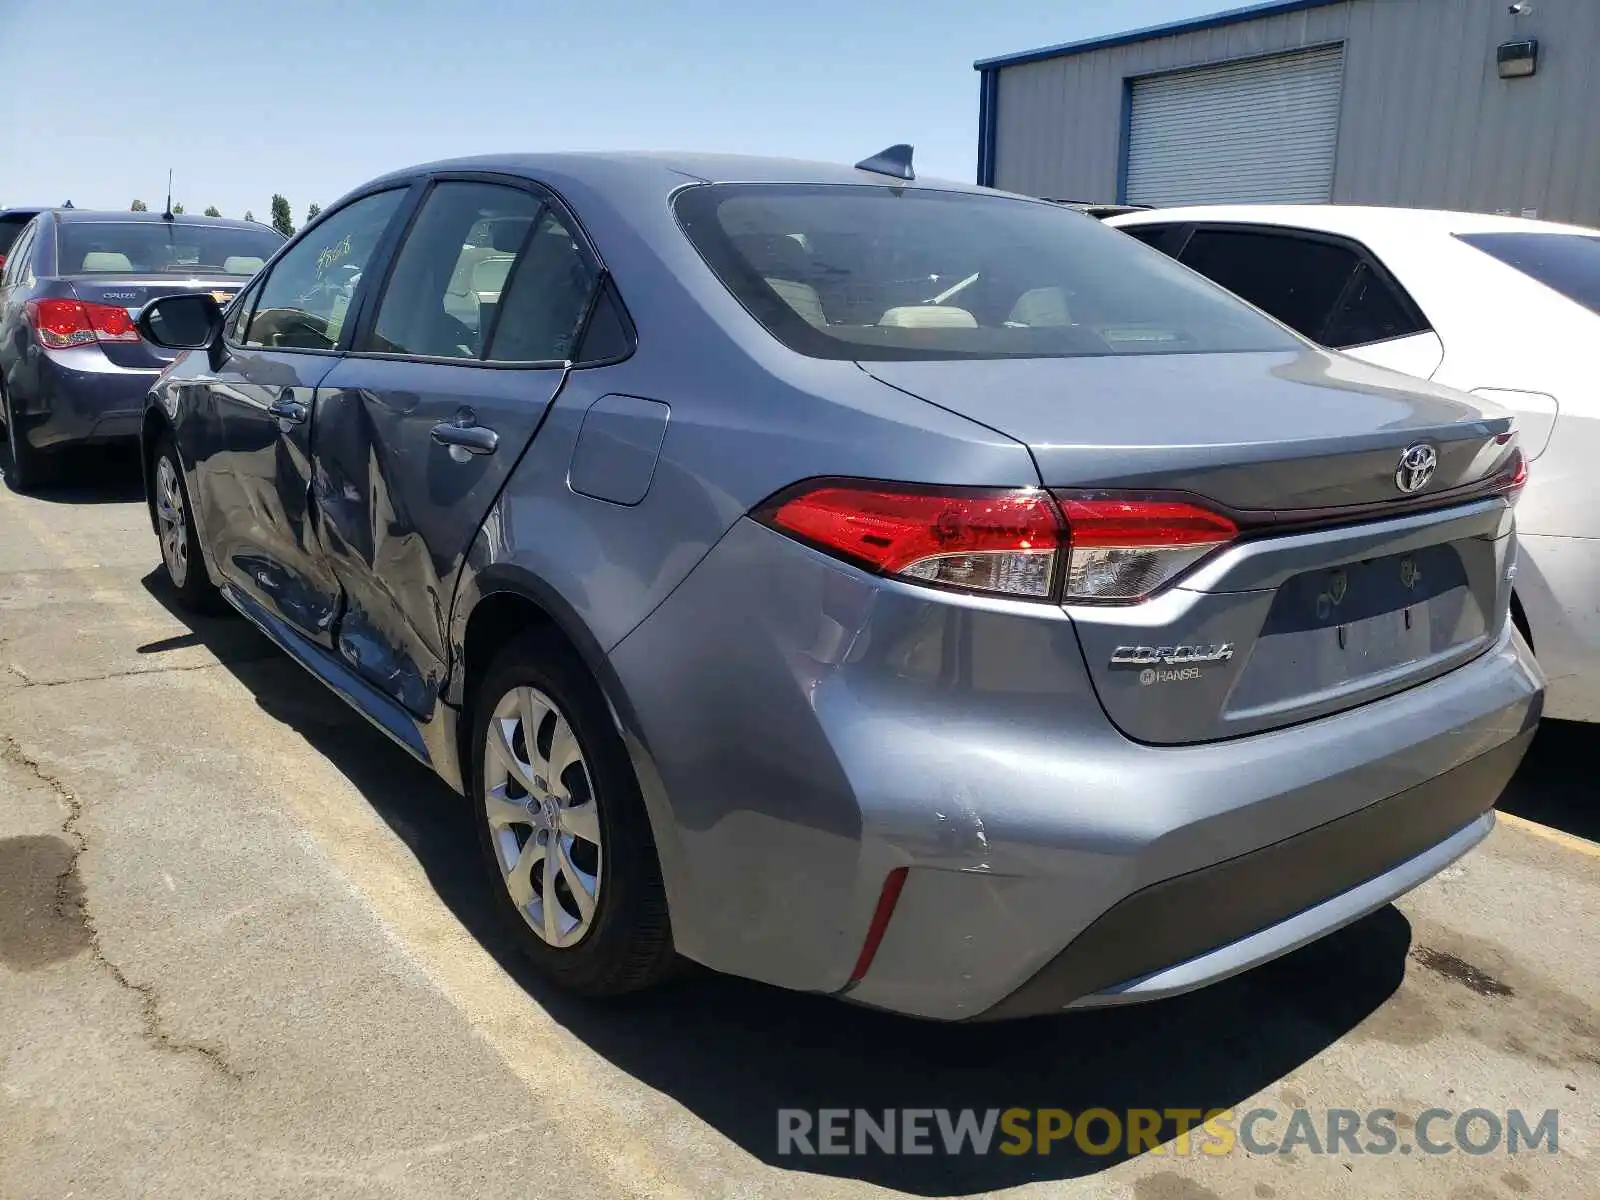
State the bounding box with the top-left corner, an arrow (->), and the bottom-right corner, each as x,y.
267,396 -> 308,424
430,421 -> 499,456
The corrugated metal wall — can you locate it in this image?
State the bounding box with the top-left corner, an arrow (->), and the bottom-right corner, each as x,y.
990,0 -> 1600,224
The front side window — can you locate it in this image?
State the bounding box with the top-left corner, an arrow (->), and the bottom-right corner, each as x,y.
673,184 -> 1298,360
57,222 -> 284,276
243,189 -> 405,351
1179,229 -> 1359,341
1458,231 -> 1600,315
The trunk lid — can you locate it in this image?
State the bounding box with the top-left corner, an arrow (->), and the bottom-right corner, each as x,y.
63,274 -> 246,368
863,349 -> 1521,745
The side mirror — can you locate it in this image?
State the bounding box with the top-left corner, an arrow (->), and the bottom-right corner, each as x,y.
136,292 -> 224,351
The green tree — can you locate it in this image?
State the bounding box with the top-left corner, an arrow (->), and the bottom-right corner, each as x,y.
130,199 -> 148,211
172,202 -> 185,214
305,202 -> 322,224
269,194 -> 295,238
204,205 -> 221,217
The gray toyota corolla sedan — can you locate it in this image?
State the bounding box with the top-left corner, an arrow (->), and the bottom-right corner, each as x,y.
134,149 -> 1542,1020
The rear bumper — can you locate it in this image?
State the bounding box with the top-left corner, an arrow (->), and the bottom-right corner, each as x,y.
1515,532 -> 1600,723
10,346 -> 157,451
609,518 -> 1545,1021
981,734 -> 1523,1018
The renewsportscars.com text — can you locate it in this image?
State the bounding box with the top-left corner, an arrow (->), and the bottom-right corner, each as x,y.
777,1107 -> 1560,1158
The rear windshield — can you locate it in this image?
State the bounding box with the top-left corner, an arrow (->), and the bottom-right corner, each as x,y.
57,221 -> 284,276
672,184 -> 1299,360
1457,231 -> 1600,315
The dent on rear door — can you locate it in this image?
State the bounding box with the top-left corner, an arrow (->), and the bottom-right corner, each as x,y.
310,357 -> 566,716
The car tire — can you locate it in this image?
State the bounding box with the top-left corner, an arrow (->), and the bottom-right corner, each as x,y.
150,433 -> 222,612
469,628 -> 675,996
3,385 -> 54,493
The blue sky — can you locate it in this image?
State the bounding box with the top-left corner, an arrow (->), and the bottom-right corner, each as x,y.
0,0 -> 1224,222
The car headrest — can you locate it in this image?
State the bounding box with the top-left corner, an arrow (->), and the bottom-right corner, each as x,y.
223,256 -> 265,274
490,219 -> 531,253
1007,287 -> 1071,326
81,251 -> 133,272
878,305 -> 978,328
470,255 -> 515,296
765,278 -> 827,327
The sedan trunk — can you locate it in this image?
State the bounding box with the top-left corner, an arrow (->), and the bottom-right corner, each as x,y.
64,275 -> 246,368
863,349 -> 1522,744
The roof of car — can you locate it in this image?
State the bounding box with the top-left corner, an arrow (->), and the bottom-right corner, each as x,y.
363,150 -> 997,196
1106,203 -> 1598,238
47,209 -> 273,232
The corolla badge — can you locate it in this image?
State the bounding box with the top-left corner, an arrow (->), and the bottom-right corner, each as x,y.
1110,644 -> 1234,667
1395,442 -> 1438,494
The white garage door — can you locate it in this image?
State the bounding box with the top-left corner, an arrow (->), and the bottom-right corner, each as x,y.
1126,45 -> 1344,206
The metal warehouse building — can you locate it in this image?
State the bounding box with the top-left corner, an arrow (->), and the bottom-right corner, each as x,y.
975,0 -> 1600,224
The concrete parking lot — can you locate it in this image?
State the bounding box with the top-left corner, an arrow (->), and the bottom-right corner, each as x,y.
1,448 -> 1594,1200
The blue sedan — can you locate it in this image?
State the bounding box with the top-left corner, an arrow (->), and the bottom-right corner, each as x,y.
0,208 -> 282,489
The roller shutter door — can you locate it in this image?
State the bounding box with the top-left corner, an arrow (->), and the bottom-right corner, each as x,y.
1126,45 -> 1344,206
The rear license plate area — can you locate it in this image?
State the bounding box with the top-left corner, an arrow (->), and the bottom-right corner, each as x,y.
1225,545 -> 1488,714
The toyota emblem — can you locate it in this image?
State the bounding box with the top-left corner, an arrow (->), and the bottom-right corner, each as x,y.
1395,442 -> 1438,494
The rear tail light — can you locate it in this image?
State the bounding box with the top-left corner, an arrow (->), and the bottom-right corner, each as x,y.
1054,495 -> 1239,602
1494,448 -> 1527,504
26,298 -> 141,349
756,479 -> 1236,604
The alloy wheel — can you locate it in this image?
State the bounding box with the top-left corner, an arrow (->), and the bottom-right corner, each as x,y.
154,454 -> 189,589
483,685 -> 603,947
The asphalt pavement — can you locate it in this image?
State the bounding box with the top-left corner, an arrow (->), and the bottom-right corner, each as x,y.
1,448 -> 1594,1200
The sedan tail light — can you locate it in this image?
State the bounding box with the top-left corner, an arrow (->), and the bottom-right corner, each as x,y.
1492,448 -> 1527,505
27,298 -> 141,349
1053,495 -> 1238,602
755,479 -> 1235,604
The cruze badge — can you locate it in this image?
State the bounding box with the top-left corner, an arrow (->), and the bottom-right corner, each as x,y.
1395,442 -> 1438,494
1110,644 -> 1234,667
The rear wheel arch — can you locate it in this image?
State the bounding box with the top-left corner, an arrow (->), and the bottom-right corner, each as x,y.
452,576 -> 689,925
455,580 -> 635,789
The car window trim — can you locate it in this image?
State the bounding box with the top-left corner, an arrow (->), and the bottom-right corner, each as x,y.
1179,221 -> 1431,346
342,170 -> 632,371
227,182 -> 421,357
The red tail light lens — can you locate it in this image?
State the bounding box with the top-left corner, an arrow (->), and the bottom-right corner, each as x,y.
27,298 -> 140,349
763,483 -> 1061,598
1495,448 -> 1528,504
1053,495 -> 1239,603
757,480 -> 1236,603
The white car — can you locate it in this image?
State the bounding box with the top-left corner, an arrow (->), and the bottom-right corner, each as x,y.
1107,205 -> 1600,723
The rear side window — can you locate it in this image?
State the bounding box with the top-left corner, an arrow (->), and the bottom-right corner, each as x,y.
673,184 -> 1298,361
1458,231 -> 1600,314
0,214 -> 37,258
365,182 -> 545,359
363,182 -> 598,363
2,222 -> 36,286
57,221 -> 284,275
483,209 -> 597,362
1323,264 -> 1423,348
1179,229 -> 1358,340
1119,223 -> 1188,258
